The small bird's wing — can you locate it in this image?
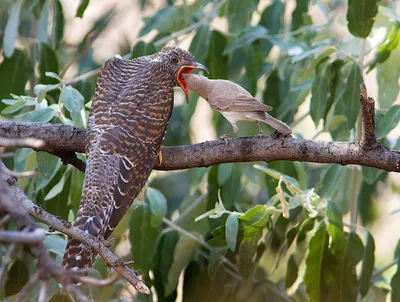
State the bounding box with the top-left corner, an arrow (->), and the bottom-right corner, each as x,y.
212,95 -> 273,112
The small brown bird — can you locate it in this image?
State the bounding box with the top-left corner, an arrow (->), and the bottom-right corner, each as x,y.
62,46 -> 207,270
183,73 -> 292,138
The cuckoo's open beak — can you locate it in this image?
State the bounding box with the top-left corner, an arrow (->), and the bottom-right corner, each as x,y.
177,62 -> 209,103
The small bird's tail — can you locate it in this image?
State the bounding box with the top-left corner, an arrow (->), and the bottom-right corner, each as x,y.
62,214 -> 104,271
261,113 -> 292,135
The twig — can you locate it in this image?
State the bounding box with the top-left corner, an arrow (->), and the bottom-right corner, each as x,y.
0,137 -> 44,149
0,214 -> 10,228
0,244 -> 15,286
0,164 -> 37,178
173,193 -> 208,224
64,68 -> 101,85
77,273 -> 120,287
0,228 -> 45,244
162,217 -> 240,274
15,272 -> 41,302
2,121 -> 400,173
38,281 -> 48,302
372,258 -> 398,279
0,152 -> 14,159
63,284 -> 90,302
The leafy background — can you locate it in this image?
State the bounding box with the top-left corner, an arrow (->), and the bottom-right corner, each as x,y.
1,0 -> 400,301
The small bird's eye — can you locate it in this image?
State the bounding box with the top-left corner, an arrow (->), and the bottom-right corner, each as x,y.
170,54 -> 180,64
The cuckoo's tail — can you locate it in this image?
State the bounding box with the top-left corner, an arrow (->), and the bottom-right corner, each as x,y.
261,112 -> 292,135
62,214 -> 104,271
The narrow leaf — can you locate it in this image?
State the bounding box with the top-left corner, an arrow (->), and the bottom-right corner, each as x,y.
3,0 -> 23,57
147,187 -> 168,227
347,0 -> 379,38
359,231 -> 375,297
225,214 -> 239,252
376,105 -> 400,139
76,0 -> 89,18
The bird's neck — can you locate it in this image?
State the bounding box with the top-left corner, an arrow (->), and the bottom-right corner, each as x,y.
182,74 -> 213,99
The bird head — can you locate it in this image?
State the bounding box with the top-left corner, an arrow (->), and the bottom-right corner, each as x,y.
157,46 -> 208,103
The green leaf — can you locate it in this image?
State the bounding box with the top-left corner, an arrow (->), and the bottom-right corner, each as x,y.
335,60 -> 363,129
39,43 -> 59,84
347,0 -> 379,38
147,187 -> 167,227
25,107 -> 56,122
218,163 -> 233,185
376,105 -> 400,139
317,164 -> 345,199
0,50 -> 33,103
237,232 -> 261,279
304,220 -> 329,302
332,232 -> 364,302
391,258 -> 400,302
140,0 -> 202,36
52,0 -> 64,48
310,58 -> 335,126
44,169 -> 69,200
62,86 -> 84,113
69,168 -> 85,213
1,99 -> 26,115
30,0 -> 46,19
129,201 -> 161,274
291,0 -> 309,31
359,231 -> 375,297
225,214 -> 239,252
165,235 -> 198,296
2,0 -> 23,58
208,247 -> 228,279
44,235 -> 67,256
285,254 -> 299,289
326,200 -> 345,253
189,25 -> 211,65
76,0 -> 89,18
153,230 -> 180,299
45,71 -> 61,81
254,164 -> 300,188
259,0 -> 285,56
368,22 -> 400,71
5,259 -> 29,297
205,31 -> 229,79
224,26 -> 268,54
130,41 -> 157,59
37,152 -> 60,179
226,0 -> 258,36
361,166 -> 383,185
37,0 -> 49,44
34,84 -> 59,96
239,205 -> 269,229
377,40 -> 400,109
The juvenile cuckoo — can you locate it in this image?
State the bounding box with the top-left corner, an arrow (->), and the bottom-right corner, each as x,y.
183,73 -> 292,137
62,46 -> 207,270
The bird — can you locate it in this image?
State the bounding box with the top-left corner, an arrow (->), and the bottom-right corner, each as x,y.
182,73 -> 292,138
62,46 -> 208,270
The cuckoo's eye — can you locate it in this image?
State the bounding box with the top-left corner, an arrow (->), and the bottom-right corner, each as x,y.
170,54 -> 180,64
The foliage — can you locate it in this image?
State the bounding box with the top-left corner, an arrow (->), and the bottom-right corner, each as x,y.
0,0 -> 400,301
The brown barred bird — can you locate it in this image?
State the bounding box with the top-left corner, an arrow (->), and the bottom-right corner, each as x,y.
62,46 -> 208,270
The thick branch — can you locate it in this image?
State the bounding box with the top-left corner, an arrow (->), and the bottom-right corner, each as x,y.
1,121 -> 400,173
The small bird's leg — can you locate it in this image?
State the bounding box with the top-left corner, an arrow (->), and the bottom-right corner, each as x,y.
256,121 -> 263,138
220,123 -> 239,145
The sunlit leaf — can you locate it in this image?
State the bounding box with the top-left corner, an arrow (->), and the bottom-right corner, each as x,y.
3,0 -> 23,57
25,107 -> 56,122
62,86 -> 84,113
76,0 -> 89,18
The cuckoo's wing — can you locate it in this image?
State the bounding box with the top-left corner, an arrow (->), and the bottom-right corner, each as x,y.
63,56 -> 172,269
211,95 -> 273,112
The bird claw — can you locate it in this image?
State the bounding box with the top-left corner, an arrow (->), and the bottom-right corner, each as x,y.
219,135 -> 229,146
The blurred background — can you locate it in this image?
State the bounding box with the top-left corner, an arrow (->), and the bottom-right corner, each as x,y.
1,0 -> 400,301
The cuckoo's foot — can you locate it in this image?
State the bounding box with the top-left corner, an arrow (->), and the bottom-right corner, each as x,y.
157,150 -> 163,166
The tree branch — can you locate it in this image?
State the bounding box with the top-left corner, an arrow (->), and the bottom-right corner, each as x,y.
1,120 -> 400,173
0,168 -> 150,294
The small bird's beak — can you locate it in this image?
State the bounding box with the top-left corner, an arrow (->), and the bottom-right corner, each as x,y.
177,62 -> 209,103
